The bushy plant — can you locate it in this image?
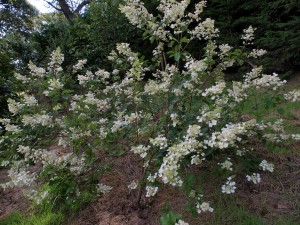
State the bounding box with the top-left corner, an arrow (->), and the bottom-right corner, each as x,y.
1,0 -> 300,222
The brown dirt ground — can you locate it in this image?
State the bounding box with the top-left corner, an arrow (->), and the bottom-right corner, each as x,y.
62,141 -> 300,225
0,170 -> 30,219
1,141 -> 299,225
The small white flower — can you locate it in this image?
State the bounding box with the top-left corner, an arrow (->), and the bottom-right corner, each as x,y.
128,181 -> 138,190
197,202 -> 214,213
246,173 -> 261,184
97,183 -> 112,194
175,220 -> 189,225
147,173 -> 157,182
145,186 -> 158,197
1,160 -> 10,167
259,160 -> 274,172
219,158 -> 233,171
208,119 -> 217,127
150,135 -> 168,149
221,176 -> 236,194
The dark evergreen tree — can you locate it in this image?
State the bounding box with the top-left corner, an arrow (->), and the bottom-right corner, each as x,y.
203,0 -> 300,74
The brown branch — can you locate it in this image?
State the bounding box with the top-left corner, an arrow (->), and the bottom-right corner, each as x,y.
74,0 -> 91,15
57,0 -> 75,23
245,59 -> 258,69
45,1 -> 62,11
45,0 -> 93,23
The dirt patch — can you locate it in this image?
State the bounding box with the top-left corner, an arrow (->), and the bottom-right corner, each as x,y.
0,170 -> 30,219
1,143 -> 300,224
65,146 -> 300,225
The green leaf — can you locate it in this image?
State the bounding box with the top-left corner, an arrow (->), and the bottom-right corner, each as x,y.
181,37 -> 189,43
107,149 -> 125,156
174,52 -> 181,61
159,210 -> 182,225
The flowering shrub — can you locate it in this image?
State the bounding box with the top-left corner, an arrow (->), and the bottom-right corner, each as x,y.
1,0 -> 300,221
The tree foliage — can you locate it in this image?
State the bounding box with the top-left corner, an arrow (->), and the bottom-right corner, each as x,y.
202,0 -> 300,74
0,51 -> 15,116
0,0 -> 38,36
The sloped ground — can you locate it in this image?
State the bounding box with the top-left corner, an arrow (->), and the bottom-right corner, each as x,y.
63,144 -> 300,225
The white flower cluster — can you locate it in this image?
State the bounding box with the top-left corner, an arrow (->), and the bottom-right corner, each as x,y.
191,154 -> 205,165
202,82 -> 226,100
48,47 -> 64,72
246,173 -> 261,184
249,49 -> 267,58
259,160 -> 274,172
119,0 -> 153,29
22,113 -> 53,127
145,186 -> 158,197
221,176 -> 236,194
21,94 -> 38,106
150,135 -> 168,149
7,98 -> 23,115
184,58 -> 207,79
228,81 -> 248,102
197,107 -> 221,127
157,0 -> 190,32
285,89 -> 300,102
110,112 -> 140,133
47,78 -> 64,92
130,145 -> 150,158
205,121 -> 254,149
128,181 -> 138,190
259,119 -> 299,143
1,160 -> 10,167
186,125 -> 202,139
14,73 -> 30,83
175,220 -> 189,225
241,25 -> 256,45
0,161 -> 35,190
219,158 -> 233,171
188,0 -> 207,21
244,67 -> 286,91
218,44 -> 232,58
0,118 -> 22,134
78,71 -> 94,86
170,113 -> 179,127
97,183 -> 113,194
83,92 -> 110,112
28,61 -> 46,78
158,138 -> 201,186
73,59 -> 87,72
196,202 -> 214,213
190,18 -> 219,40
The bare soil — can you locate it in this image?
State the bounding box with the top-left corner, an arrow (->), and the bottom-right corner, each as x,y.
63,142 -> 300,225
0,170 -> 29,219
1,141 -> 299,225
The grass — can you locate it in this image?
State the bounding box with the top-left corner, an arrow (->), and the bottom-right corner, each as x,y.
0,211 -> 63,225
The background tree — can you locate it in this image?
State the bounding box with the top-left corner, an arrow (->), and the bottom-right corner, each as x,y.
202,0 -> 300,75
45,0 -> 92,23
0,0 -> 38,36
0,51 -> 15,117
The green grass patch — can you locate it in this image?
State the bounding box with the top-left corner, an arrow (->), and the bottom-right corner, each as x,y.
0,210 -> 64,225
